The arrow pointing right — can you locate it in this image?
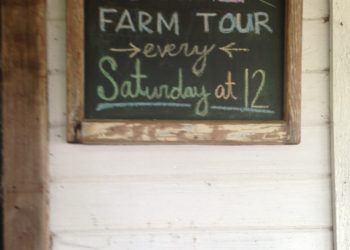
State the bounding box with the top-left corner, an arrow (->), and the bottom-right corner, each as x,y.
110,43 -> 141,58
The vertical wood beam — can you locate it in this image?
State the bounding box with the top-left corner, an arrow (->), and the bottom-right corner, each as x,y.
1,0 -> 49,249
331,0 -> 350,249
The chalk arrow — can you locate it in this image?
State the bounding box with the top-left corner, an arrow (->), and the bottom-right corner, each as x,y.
219,42 -> 250,58
110,43 -> 141,58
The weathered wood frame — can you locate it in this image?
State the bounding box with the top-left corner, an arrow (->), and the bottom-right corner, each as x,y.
331,0 -> 350,249
67,0 -> 302,145
1,0 -> 49,249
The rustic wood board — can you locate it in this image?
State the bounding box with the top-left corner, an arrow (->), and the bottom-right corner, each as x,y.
1,0 -> 49,249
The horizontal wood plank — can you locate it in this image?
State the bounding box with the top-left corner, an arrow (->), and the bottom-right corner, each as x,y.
52,230 -> 332,250
302,72 -> 329,126
50,179 -> 332,231
302,20 -> 329,72
81,121 -> 287,145
49,125 -> 330,181
303,0 -> 329,19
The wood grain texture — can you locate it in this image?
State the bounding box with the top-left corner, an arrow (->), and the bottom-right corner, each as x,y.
82,121 -> 287,145
285,0 -> 303,144
66,0 -> 303,145
66,0 -> 84,142
1,0 -> 49,249
331,0 -> 350,249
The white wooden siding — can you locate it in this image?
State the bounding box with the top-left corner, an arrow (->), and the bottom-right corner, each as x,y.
47,0 -> 332,249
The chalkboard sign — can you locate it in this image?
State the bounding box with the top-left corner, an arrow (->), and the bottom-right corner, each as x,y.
67,0 -> 302,144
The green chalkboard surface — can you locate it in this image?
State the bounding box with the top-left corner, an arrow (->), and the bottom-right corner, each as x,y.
84,0 -> 285,120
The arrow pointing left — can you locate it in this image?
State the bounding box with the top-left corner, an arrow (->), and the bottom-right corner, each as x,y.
110,43 -> 141,58
219,42 -> 250,58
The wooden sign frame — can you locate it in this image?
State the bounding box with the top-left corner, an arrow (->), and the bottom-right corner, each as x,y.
67,0 -> 302,145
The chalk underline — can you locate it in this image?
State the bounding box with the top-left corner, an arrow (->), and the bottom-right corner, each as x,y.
96,102 -> 191,111
96,102 -> 275,114
211,106 -> 275,114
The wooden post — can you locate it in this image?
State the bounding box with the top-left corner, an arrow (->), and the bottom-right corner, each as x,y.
1,0 -> 49,249
331,0 -> 350,249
